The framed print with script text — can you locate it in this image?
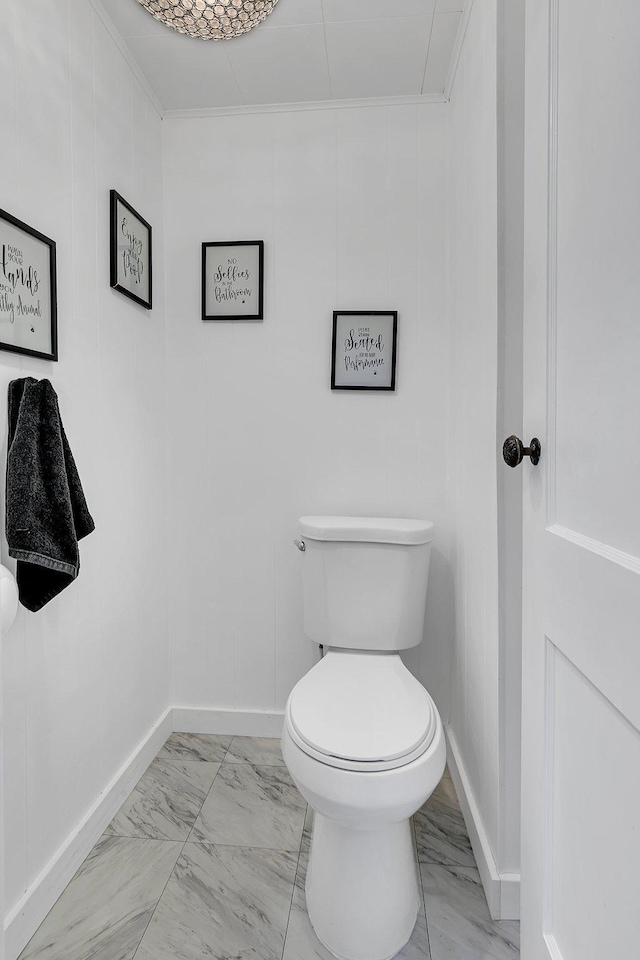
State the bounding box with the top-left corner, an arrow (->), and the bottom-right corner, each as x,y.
202,240 -> 264,322
331,311 -> 397,391
110,190 -> 152,310
0,209 -> 58,361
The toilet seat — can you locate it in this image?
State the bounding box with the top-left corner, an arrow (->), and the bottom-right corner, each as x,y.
286,651 -> 437,772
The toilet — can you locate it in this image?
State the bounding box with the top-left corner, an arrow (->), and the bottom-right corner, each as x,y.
282,516 -> 445,960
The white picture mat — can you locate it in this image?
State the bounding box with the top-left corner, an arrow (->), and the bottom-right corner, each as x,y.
0,219 -> 53,354
205,244 -> 261,317
333,313 -> 395,388
114,198 -> 150,302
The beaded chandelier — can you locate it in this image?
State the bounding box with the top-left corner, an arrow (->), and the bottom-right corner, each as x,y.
135,0 -> 280,40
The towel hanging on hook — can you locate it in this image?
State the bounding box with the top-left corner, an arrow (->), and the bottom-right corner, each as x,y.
5,377 -> 95,612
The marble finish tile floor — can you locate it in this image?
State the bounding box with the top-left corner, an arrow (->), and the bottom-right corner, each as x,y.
18,734 -> 519,960
414,778 -> 476,868
189,761 -> 306,850
105,758 -> 220,841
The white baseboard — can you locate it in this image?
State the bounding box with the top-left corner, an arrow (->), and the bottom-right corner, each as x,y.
445,725 -> 520,920
4,708 -> 173,960
173,707 -> 284,738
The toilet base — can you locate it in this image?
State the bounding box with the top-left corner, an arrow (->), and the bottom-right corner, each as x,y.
305,812 -> 420,960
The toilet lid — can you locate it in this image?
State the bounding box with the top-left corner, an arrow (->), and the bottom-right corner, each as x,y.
287,652 -> 437,766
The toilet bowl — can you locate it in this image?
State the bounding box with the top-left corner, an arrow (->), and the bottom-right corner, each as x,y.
282,517 -> 445,960
282,653 -> 445,960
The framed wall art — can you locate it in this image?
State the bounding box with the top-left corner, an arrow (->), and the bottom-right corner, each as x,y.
110,190 -> 152,310
0,209 -> 58,361
202,240 -> 264,321
331,311 -> 397,391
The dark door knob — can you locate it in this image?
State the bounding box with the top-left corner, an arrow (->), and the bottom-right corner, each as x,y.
503,435 -> 541,468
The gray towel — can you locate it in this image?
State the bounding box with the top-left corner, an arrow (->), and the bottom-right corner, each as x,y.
6,378 -> 95,612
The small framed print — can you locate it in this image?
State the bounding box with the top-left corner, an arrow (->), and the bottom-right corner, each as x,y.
331,311 -> 397,391
202,240 -> 264,321
0,209 -> 58,361
110,190 -> 152,310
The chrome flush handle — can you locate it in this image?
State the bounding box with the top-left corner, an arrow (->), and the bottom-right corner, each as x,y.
293,538 -> 306,552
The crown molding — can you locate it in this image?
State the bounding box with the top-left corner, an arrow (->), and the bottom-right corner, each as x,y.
87,0 -> 164,118
163,92 -> 447,121
444,0 -> 476,101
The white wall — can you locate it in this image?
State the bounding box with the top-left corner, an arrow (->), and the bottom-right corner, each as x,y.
0,0 -> 170,941
163,103 -> 453,719
496,0 -> 525,878
447,0 -> 500,877
447,0 -> 521,912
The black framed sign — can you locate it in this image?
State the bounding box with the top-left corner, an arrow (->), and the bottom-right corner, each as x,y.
202,240 -> 264,321
110,190 -> 152,309
0,209 -> 58,361
331,311 -> 397,391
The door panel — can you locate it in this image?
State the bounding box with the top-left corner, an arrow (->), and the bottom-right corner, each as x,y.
553,0 -> 640,556
546,533 -> 640,733
522,0 -> 640,957
548,645 -> 640,958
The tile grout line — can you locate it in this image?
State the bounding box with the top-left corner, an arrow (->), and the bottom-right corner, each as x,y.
101,833 -> 303,856
415,823 -> 434,960
184,839 -> 307,855
130,839 -> 188,960
281,803 -> 309,960
223,760 -> 286,765
184,755 -> 226,843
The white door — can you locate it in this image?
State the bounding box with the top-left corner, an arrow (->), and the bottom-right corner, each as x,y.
521,1 -> 640,958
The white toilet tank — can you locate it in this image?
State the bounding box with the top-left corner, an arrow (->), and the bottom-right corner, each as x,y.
298,516 -> 434,651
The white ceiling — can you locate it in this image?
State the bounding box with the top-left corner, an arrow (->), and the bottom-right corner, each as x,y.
97,0 -> 464,115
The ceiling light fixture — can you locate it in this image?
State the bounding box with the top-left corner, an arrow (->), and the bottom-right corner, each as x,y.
135,0 -> 280,40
